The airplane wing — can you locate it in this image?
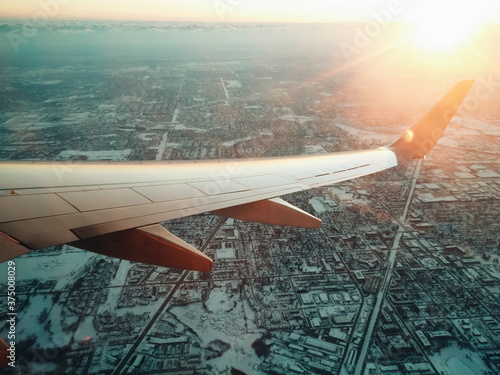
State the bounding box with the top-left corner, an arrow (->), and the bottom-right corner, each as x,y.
0,80 -> 474,271
0,338 -> 9,367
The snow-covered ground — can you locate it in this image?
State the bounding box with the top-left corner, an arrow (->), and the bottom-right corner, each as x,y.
474,254 -> 500,279
0,247 -> 94,290
429,344 -> 494,375
439,117 -> 499,148
138,133 -> 156,141
477,169 -> 500,178
56,149 -> 132,160
304,144 -> 327,154
109,259 -> 132,287
279,114 -> 313,124
171,288 -> 266,374
309,197 -> 327,214
225,80 -> 242,88
222,136 -> 254,147
335,123 -> 393,144
417,193 -> 457,203
330,186 -> 354,201
454,172 -> 475,179
458,117 -> 500,135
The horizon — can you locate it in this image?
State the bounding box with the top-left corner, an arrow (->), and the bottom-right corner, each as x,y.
1,0 -> 500,24
1,17 -> 500,26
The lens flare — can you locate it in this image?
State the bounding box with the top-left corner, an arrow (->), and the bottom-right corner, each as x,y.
408,0 -> 487,51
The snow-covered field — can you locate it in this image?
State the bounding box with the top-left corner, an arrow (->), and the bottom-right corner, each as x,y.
279,114 -> 313,124
309,197 -> 327,214
429,345 -> 494,375
56,149 -> 132,160
335,123 -> 393,144
171,287 -> 266,374
0,247 -> 94,290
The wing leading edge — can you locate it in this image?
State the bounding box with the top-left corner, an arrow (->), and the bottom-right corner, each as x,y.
0,81 -> 474,270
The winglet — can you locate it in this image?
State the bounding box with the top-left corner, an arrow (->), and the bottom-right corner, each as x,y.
387,80 -> 474,162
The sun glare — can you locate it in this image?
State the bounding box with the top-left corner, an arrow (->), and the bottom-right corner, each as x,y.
409,0 -> 486,51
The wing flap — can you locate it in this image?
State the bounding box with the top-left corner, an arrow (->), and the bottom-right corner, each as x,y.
0,337 -> 9,367
70,224 -> 212,272
0,231 -> 31,262
133,184 -> 206,202
212,197 -> 322,228
70,185 -> 303,240
58,188 -> 151,211
233,175 -> 294,190
0,194 -> 78,222
188,180 -> 249,195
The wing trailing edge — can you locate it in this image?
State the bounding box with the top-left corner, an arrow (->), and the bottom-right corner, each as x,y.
69,224 -> 212,272
0,338 -> 9,367
387,80 -> 474,162
0,231 -> 30,263
212,198 -> 322,229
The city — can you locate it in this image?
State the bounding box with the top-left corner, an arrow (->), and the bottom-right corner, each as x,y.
0,21 -> 499,374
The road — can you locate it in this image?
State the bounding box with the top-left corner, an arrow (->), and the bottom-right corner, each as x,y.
352,159 -> 423,375
112,216 -> 226,375
155,132 -> 169,160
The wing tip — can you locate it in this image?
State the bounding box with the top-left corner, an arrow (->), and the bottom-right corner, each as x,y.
387,80 -> 475,163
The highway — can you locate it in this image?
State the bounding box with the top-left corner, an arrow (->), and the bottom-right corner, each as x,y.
352,160 -> 423,375
112,216 -> 226,375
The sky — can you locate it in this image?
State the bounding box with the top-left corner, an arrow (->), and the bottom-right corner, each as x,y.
0,0 -> 499,24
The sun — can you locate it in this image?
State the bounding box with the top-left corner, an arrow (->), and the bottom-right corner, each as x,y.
408,1 -> 486,51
